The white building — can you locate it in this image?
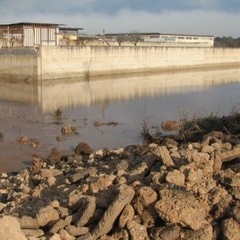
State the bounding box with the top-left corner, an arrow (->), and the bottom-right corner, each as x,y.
105,32 -> 214,47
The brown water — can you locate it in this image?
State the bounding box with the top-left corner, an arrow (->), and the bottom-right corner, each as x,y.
1,68 -> 240,172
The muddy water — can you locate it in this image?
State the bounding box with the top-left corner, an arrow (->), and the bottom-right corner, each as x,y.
1,68 -> 240,172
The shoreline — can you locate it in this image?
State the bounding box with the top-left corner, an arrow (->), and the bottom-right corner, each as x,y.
1,114 -> 240,239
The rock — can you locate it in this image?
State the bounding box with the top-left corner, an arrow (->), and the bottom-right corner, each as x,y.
220,146 -> 240,162
133,186 -> 158,227
230,187 -> 240,200
155,188 -> 207,230
150,225 -> 181,240
68,191 -> 84,210
49,233 -> 61,240
127,162 -> 149,183
204,131 -> 224,140
230,163 -> 240,173
75,196 -> 96,227
92,184 -> 135,238
66,225 -> 89,237
50,219 -> 68,234
150,144 -> 174,167
165,169 -> 185,186
111,229 -> 129,239
59,206 -> 70,218
0,202 -> 5,212
59,229 -> 75,240
161,120 -> 180,132
201,145 -> 215,154
93,121 -> 103,127
221,218 -> 240,240
75,142 -> 94,155
208,186 -> 229,206
19,216 -> 40,229
40,169 -> 62,178
89,174 -> 116,193
69,170 -> 87,183
223,175 -> 240,187
22,229 -> 44,238
182,223 -> 213,240
116,160 -> 129,171
126,219 -> 149,240
61,125 -> 75,134
163,138 -> 179,149
47,176 -> 56,186
211,193 -> 232,221
118,204 -> 135,228
232,202 -> 240,224
77,233 -> 94,240
0,216 -> 27,240
36,205 -> 60,227
31,157 -> 45,173
17,135 -> 30,143
31,184 -> 45,198
47,148 -> 62,164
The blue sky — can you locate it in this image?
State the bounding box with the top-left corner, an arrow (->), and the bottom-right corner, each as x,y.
0,0 -> 240,37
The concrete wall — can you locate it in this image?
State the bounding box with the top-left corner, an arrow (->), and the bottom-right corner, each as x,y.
0,48 -> 39,81
1,46 -> 240,81
40,46 -> 240,80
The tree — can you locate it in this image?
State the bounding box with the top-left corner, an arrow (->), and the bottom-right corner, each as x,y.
129,34 -> 143,46
115,34 -> 127,46
214,36 -> 240,48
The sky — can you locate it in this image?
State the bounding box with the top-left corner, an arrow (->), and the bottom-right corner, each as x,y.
0,0 -> 240,37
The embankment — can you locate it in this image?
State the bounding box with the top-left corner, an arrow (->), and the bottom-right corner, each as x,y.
0,46 -> 240,81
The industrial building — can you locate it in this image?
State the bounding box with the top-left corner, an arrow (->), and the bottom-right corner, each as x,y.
104,32 -> 214,47
0,22 -> 60,47
0,22 -> 215,48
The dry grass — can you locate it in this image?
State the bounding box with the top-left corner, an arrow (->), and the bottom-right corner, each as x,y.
142,109 -> 240,144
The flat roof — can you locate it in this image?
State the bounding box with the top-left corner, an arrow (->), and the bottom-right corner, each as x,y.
59,27 -> 84,31
105,32 -> 214,38
0,22 -> 63,27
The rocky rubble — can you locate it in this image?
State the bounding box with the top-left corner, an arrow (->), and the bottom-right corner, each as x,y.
1,130 -> 240,239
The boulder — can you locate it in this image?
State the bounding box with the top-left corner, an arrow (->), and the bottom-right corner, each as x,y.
36,205 -> 60,227
221,218 -> 240,240
0,216 -> 27,240
126,219 -> 148,240
75,142 -> 93,155
155,188 -> 207,230
161,120 -> 180,132
92,184 -> 135,238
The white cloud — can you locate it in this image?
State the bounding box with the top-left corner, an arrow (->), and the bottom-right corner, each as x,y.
57,9 -> 240,37
0,7 -> 239,37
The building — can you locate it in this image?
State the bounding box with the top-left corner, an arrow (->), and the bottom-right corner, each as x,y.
58,27 -> 83,45
0,22 -> 60,47
104,32 -> 214,47
58,27 -> 101,46
0,22 -> 214,48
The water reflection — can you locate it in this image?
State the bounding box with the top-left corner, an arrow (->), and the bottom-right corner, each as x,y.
1,68 -> 240,172
1,67 -> 240,112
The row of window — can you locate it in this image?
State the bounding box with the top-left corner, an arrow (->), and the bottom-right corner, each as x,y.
149,35 -> 213,41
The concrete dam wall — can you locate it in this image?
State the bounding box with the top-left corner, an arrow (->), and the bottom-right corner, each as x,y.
1,46 -> 240,81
